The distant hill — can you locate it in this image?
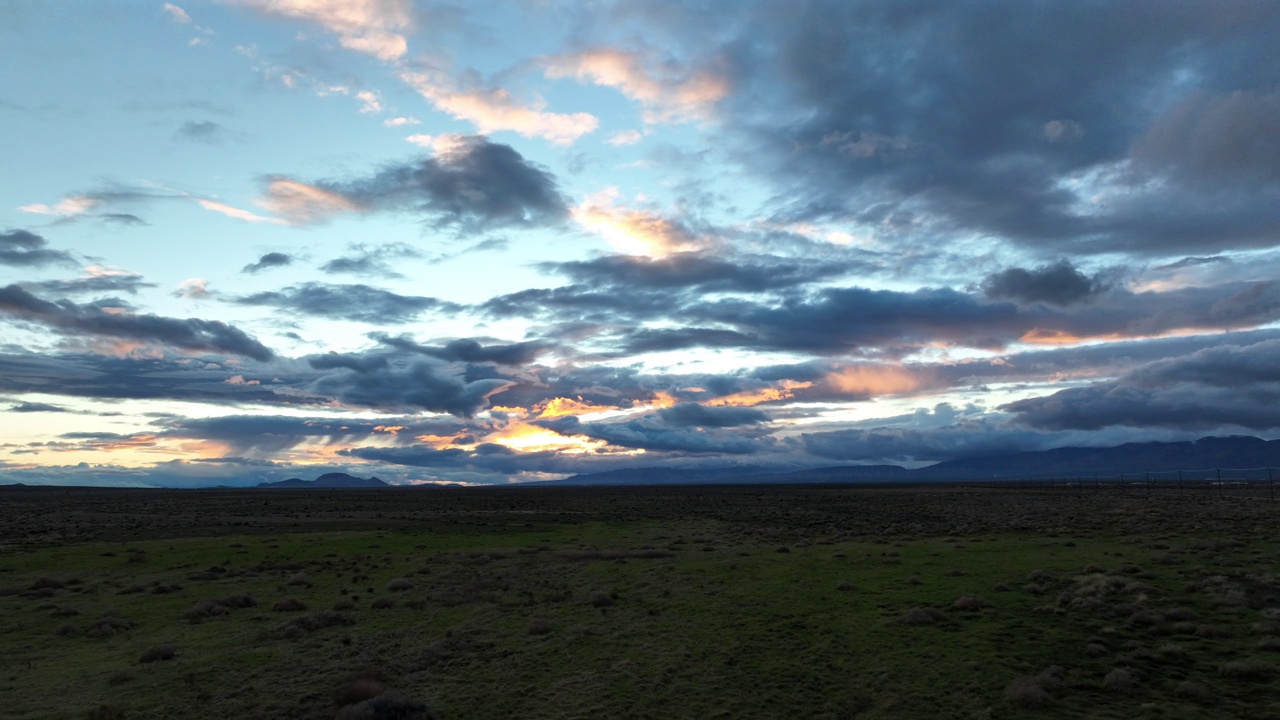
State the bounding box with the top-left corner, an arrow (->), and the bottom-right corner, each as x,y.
912,436 -> 1280,479
537,436 -> 1280,486
257,472 -> 389,489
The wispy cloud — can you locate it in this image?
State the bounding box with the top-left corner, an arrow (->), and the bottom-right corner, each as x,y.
231,0 -> 414,61
399,70 -> 598,145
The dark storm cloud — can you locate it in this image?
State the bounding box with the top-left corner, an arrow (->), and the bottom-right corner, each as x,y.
307,355 -> 513,416
241,252 -> 293,274
981,261 -> 1104,307
540,415 -> 767,455
233,282 -> 459,323
623,0 -> 1280,257
1003,338 -> 1280,431
153,414 -> 465,453
1130,91 -> 1280,189
542,252 -> 855,292
284,135 -> 568,231
25,271 -> 156,296
369,332 -> 552,366
0,230 -> 75,267
489,274 -> 1280,357
656,403 -> 770,428
0,285 -> 274,360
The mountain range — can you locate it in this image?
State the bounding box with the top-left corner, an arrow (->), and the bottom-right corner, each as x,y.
546,436 -> 1280,486
256,472 -> 389,489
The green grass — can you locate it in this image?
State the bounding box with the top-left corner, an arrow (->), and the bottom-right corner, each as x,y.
2,493 -> 1279,719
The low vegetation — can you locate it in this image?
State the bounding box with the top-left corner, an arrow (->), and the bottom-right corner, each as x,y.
1,484 -> 1278,718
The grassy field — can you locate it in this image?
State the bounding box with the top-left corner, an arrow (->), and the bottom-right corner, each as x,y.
1,485 -> 1278,719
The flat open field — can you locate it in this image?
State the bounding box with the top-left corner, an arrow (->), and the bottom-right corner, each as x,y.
1,485 -> 1278,719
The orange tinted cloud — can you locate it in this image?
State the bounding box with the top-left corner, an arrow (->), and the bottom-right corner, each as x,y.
573,188 -> 702,256
399,71 -> 598,145
544,48 -> 729,124
826,365 -> 921,396
706,380 -> 813,407
537,396 -> 614,419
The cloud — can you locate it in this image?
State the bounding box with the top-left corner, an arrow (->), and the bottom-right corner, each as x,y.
656,403 -> 769,427
1131,90 -> 1280,189
241,251 -> 293,274
572,188 -> 704,256
383,116 -> 419,127
607,129 -> 643,146
0,229 -> 76,267
233,282 -> 457,323
308,355 -> 512,416
543,48 -> 729,123
174,120 -> 230,144
543,251 -> 854,293
981,260 -> 1105,306
162,3 -> 190,24
319,242 -> 420,278
0,285 -> 274,360
173,277 -> 211,299
356,90 -> 382,114
540,415 -> 766,455
25,266 -> 156,296
232,0 -> 414,61
18,196 -> 100,218
399,70 -> 598,145
1003,338 -> 1280,431
195,198 -> 285,224
369,332 -> 552,366
9,401 -> 70,413
257,177 -> 360,225
274,134 -> 568,231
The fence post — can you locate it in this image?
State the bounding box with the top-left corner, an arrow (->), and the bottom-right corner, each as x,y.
1217,468 -> 1222,496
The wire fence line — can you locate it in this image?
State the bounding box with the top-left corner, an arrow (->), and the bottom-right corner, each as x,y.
957,466 -> 1280,500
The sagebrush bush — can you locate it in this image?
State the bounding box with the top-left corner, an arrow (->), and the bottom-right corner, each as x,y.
272,598 -> 306,612
386,578 -> 413,592
895,607 -> 949,625
138,644 -> 176,663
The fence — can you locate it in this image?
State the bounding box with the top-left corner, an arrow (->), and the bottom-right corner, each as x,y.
959,467 -> 1280,500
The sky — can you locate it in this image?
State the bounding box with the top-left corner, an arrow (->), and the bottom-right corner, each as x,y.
2,0 -> 1280,487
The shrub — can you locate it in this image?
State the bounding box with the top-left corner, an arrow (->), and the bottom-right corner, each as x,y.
1102,668 -> 1133,690
335,691 -> 432,720
333,599 -> 355,611
371,597 -> 396,609
1220,659 -> 1276,680
138,644 -> 176,663
904,575 -> 923,586
183,600 -> 230,624
527,618 -> 553,635
1005,677 -> 1051,707
85,615 -> 135,638
216,594 -> 257,609
835,580 -> 856,592
272,598 -> 307,612
952,595 -> 992,611
386,578 -> 414,592
588,590 -> 614,607
1174,680 -> 1210,702
106,670 -> 134,686
286,573 -> 311,587
334,673 -> 387,707
895,607 -> 950,625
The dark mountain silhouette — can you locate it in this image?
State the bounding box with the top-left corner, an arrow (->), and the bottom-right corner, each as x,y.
545,436 -> 1280,486
914,436 -> 1280,479
257,472 -> 389,489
